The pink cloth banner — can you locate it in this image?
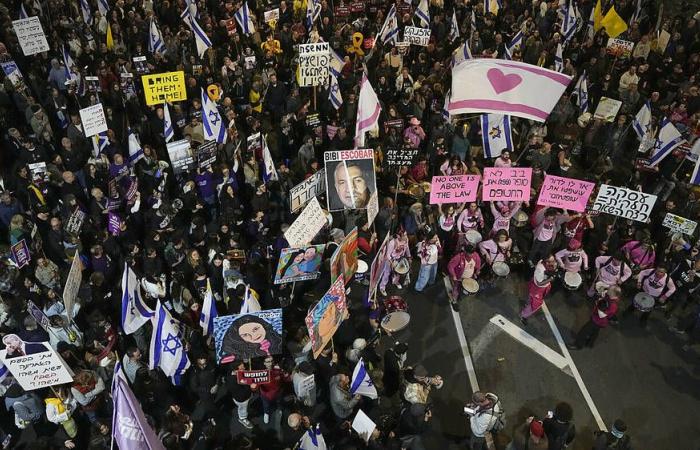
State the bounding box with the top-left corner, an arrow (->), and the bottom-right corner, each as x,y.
482,167 -> 532,201
429,175 -> 480,204
537,175 -> 595,212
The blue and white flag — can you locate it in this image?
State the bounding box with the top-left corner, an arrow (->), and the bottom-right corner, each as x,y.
350,358 -> 378,399
19,3 -> 29,19
377,4 -> 400,45
561,1 -> 577,43
329,73 -> 343,110
111,363 -> 164,450
92,131 -> 109,156
449,10 -> 460,42
585,7 -> 595,41
0,361 -> 8,383
262,135 -> 278,183
120,263 -> 154,335
330,48 -> 344,78
62,45 -> 77,82
481,114 -> 513,158
505,30 -> 524,59
180,0 -> 198,29
646,118 -> 686,167
235,1 -> 256,36
201,89 -> 226,143
199,279 -> 217,336
554,43 -> 564,72
148,19 -> 166,55
689,140 -> 700,185
298,425 -> 327,450
306,0 -> 321,30
414,0 -> 430,27
98,0 -> 110,16
631,0 -> 643,23
32,0 -> 43,15
149,300 -> 191,385
163,102 -> 174,143
192,17 -> 212,58
452,40 -> 473,67
80,0 -> 92,25
470,10 -> 477,36
633,101 -> 652,140
442,89 -> 451,121
128,128 -> 144,165
574,71 -> 588,113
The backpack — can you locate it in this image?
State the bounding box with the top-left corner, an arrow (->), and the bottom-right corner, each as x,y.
550,422 -> 574,450
479,393 -> 506,433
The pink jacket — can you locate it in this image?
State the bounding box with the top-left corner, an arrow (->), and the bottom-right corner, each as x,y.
457,208 -> 485,231
448,252 -> 481,280
595,256 -> 632,285
637,269 -> 677,300
555,248 -> 588,272
622,241 -> 656,269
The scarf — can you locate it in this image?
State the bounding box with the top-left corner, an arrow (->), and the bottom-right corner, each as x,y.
260,339 -> 271,354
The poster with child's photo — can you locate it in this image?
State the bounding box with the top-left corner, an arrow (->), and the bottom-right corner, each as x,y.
274,244 -> 325,284
214,309 -> 283,364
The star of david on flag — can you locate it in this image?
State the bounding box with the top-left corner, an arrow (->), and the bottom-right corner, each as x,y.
149,300 -> 191,385
350,358 -> 377,399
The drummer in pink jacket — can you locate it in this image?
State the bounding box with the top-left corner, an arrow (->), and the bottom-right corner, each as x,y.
447,244 -> 481,311
587,253 -> 633,298
379,230 -> 412,297
631,266 -> 676,325
520,255 -> 558,325
554,239 -> 588,273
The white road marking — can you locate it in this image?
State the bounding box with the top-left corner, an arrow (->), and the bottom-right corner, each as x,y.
451,308 -> 480,392
541,302 -> 608,431
489,314 -> 572,375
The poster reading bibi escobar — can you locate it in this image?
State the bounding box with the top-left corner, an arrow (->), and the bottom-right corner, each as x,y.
324,149 -> 377,211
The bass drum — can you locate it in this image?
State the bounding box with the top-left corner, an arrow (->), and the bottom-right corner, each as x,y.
492,261 -> 510,277
392,258 -> 410,275
381,296 -> 410,332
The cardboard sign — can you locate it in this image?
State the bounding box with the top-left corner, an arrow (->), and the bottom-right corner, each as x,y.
213,309 -> 283,364
306,113 -> 321,128
306,276 -> 347,358
0,60 -> 26,91
430,175 -> 480,204
84,76 -> 101,93
367,191 -> 379,226
298,43 -> 330,87
395,41 -> 410,55
285,197 -> 327,248
350,1 -> 365,12
324,148 -> 377,211
274,244 -> 325,284
108,212 -> 121,236
606,38 -> 634,58
331,228 -> 358,286
593,97 -> 623,122
0,337 -> 73,390
404,26 -> 431,46
13,17 -> 49,55
335,5 -> 351,16
482,167 -> 533,201
297,374 -> 315,396
247,132 -> 262,156
141,71 -> 187,105
384,147 -> 419,167
536,175 -> 595,212
352,409 -> 377,443
80,103 -> 108,137
591,184 -> 657,223
27,300 -> 50,331
290,169 -> 327,213
63,254 -> 82,319
663,213 -> 698,235
196,140 -> 218,168
132,56 -> 149,74
11,239 -> 31,268
166,139 -> 195,174
237,369 -> 271,385
263,8 -> 279,23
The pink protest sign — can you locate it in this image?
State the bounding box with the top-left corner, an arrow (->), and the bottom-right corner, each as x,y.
429,175 -> 480,204
482,167 -> 532,201
537,175 -> 595,212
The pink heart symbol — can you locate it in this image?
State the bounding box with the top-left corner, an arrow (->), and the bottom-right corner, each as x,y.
487,68 -> 522,94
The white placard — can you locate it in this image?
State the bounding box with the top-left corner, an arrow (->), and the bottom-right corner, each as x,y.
12,17 -> 49,56
663,213 -> 698,235
351,409 -> 377,443
264,8 -> 280,22
591,184 -> 657,223
404,26 -> 431,46
62,254 -> 82,319
289,169 -> 326,213
0,338 -> 74,390
367,191 -> 379,226
285,197 -> 327,247
593,97 -> 623,122
297,374 -> 315,397
79,103 -> 108,137
298,42 -> 330,87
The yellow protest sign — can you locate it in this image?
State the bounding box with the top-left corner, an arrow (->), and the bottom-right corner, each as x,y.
141,71 -> 187,106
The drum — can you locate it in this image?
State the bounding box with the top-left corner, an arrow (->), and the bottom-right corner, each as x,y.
392,258 -> 410,275
461,278 -> 480,295
633,292 -> 655,312
407,184 -> 425,199
513,211 -> 529,227
563,271 -> 582,290
492,261 -> 510,277
381,296 -> 410,332
355,260 -> 369,283
420,181 -> 431,193
465,230 -> 483,245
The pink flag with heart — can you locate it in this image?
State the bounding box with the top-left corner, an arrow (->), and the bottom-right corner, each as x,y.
449,59 -> 572,122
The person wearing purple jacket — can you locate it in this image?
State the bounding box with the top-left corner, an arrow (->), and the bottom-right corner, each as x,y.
195,167 -> 217,219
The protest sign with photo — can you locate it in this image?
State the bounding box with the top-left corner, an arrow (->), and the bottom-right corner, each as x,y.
166,139 -> 195,174
274,244 -> 325,284
237,369 -> 271,385
141,71 -> 187,105
0,60 -> 27,92
593,97 -> 623,122
367,191 -> 379,226
84,76 -> 101,93
404,26 -> 431,46
395,41 -> 410,55
290,169 -> 326,213
132,56 -> 149,74
429,175 -> 480,204
384,147 -> 420,167
263,8 -> 280,23
306,276 -> 347,359
285,197 -> 327,248
196,140 -> 218,169
662,213 -> 698,235
324,149 -> 377,211
11,239 -> 31,268
591,184 -> 657,223
482,167 -> 533,201
536,175 -> 595,212
369,233 -> 391,297
384,119 -> 404,134
80,103 -> 108,137
606,38 -> 634,57
331,228 -> 358,286
298,42 -> 330,87
0,336 -> 73,390
213,309 -> 283,364
63,254 -> 82,319
27,300 -> 50,331
247,132 -> 262,156
28,162 -> 48,183
13,17 -> 49,56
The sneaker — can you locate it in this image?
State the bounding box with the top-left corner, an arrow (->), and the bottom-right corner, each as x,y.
380,288 -> 388,297
239,418 -> 253,429
263,413 -> 269,424
395,283 -> 403,290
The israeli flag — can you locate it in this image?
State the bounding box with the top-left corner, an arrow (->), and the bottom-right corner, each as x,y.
180,0 -> 198,29
0,361 -> 8,383
262,135 -> 279,183
554,43 -> 564,72
452,40 -> 473,67
504,30 -> 524,59
689,140 -> 700,185
235,1 -> 256,36
306,0 -> 321,30
199,279 -> 217,336
128,128 -> 144,165
19,3 -> 29,19
329,73 -> 343,110
646,118 -> 686,167
163,102 -> 175,143
442,89 -> 451,121
633,101 -> 652,140
585,7 -> 595,41
98,0 -> 110,16
192,17 -> 212,58
414,0 -> 430,28
561,1 -> 577,43
149,300 -> 191,385
80,0 -> 92,25
377,4 -> 400,45
121,263 -> 154,335
298,425 -> 327,450
574,71 -> 588,113
330,48 -> 344,78
470,10 -> 477,35
350,358 -> 378,399
449,10 -> 460,42
92,131 -> 109,156
481,114 -> 513,159
201,89 -> 226,143
62,45 -> 77,82
148,19 -> 166,55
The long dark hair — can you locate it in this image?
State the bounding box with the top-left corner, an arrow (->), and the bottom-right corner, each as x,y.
278,250 -> 305,278
221,314 -> 282,361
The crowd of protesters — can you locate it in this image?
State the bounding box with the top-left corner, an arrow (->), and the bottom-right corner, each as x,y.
0,0 -> 698,448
